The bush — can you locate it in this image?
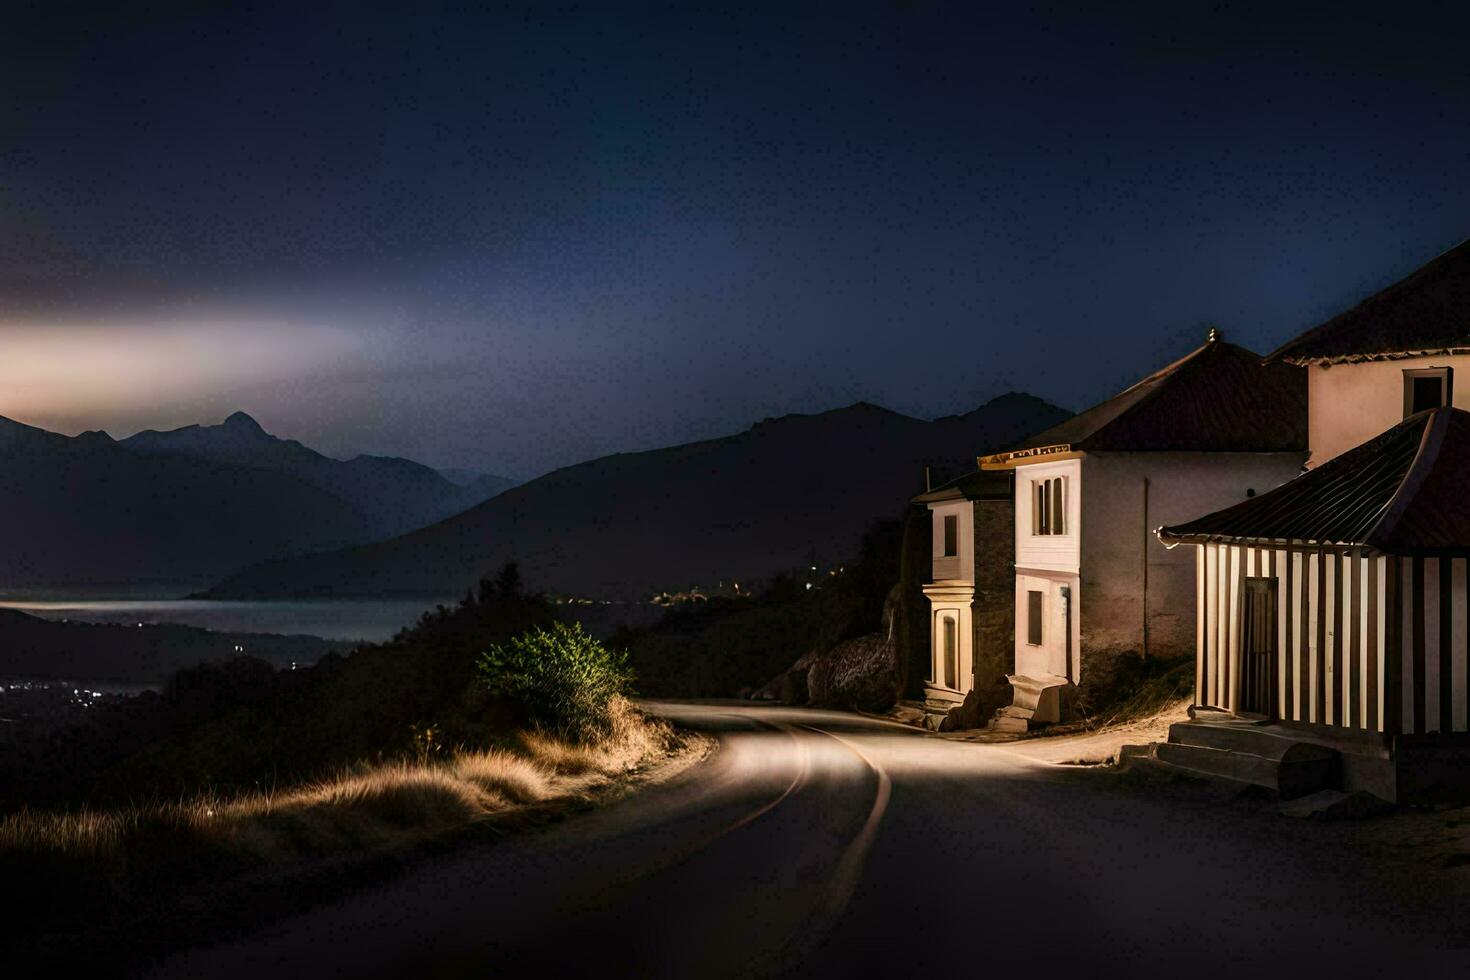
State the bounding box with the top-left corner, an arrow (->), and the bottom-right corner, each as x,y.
477,623 -> 634,740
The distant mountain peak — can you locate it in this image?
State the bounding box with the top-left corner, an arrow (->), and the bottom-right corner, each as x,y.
223,411 -> 266,433
751,401 -> 910,431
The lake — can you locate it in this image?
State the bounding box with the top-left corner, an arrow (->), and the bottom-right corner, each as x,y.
0,596 -> 455,642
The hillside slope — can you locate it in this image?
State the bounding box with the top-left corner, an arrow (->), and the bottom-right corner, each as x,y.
123,412 -> 516,539
204,393 -> 1069,600
0,415 -> 375,588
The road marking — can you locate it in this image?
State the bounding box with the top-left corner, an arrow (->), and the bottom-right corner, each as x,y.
701,714 -> 811,840
800,724 -> 892,917
649,713 -> 812,867
742,722 -> 893,977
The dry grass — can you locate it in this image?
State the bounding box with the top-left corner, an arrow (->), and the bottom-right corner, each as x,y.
0,697 -> 676,925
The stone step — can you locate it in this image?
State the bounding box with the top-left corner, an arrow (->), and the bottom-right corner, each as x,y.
1153,741 -> 1335,799
1154,742 -> 1280,789
1169,721 -> 1335,763
1115,743 -> 1155,769
990,715 -> 1029,733
997,704 -> 1034,720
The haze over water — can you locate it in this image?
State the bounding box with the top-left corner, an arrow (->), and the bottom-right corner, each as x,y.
0,596 -> 452,643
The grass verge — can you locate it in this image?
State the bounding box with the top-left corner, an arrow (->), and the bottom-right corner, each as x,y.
3,697 -> 686,951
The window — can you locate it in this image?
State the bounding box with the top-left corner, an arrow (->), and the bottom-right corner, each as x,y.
1031,477 -> 1066,535
942,514 -> 958,557
942,615 -> 957,688
1404,367 -> 1452,417
1026,590 -> 1043,645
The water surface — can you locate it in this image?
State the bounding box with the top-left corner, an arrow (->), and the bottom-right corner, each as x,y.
0,597 -> 453,643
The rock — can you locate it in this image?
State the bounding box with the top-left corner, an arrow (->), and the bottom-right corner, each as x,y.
754,585 -> 905,712
1279,789 -> 1394,820
938,678 -> 1012,732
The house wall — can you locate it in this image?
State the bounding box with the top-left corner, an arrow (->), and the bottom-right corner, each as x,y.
1012,457 -> 1081,681
1014,458 -> 1082,573
928,499 -> 974,582
1079,452 -> 1307,663
1193,543 -> 1470,737
920,496 -> 1015,698
923,589 -> 973,692
972,497 -> 1016,695
1307,354 -> 1470,467
1014,569 -> 1079,680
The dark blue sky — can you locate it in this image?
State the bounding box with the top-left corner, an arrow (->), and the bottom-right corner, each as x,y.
3,2 -> 1469,476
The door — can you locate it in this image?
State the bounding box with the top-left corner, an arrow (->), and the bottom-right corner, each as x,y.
1240,578 -> 1277,717
942,614 -> 958,689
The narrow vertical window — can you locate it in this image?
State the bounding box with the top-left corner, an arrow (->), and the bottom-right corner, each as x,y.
1027,590 -> 1043,645
942,514 -> 958,557
1032,478 -> 1066,535
943,616 -> 957,689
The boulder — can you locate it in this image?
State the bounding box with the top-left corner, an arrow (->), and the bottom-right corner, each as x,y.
753,585 -> 903,712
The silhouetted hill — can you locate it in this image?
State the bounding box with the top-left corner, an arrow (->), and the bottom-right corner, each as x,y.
0,608 -> 346,683
203,394 -> 1071,601
0,414 -> 376,588
438,467 -> 519,499
123,412 -> 517,538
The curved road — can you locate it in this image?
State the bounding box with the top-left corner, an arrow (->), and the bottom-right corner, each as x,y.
154,702 -> 1470,977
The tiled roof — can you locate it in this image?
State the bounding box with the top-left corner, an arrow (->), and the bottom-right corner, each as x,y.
997,334 -> 1307,456
1268,238 -> 1470,364
912,468 -> 1011,504
1158,407 -> 1470,554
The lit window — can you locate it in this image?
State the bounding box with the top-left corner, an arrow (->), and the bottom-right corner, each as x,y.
1031,477 -> 1066,535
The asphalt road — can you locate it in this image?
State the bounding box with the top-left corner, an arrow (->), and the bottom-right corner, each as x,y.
151,702 -> 1470,978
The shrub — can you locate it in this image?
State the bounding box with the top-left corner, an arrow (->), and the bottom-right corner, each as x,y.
476,623 -> 634,741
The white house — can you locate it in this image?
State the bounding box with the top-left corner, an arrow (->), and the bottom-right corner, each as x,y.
910,469 -> 1014,726
1268,237 -> 1470,467
1154,241 -> 1470,802
978,330 -> 1308,730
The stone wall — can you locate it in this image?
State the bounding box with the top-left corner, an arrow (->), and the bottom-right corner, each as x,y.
961,496 -> 1016,722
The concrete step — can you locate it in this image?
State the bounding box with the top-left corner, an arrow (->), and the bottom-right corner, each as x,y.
997,704 -> 1034,720
1154,742 -> 1280,789
1115,743 -> 1155,770
1153,741 -> 1335,799
1169,721 -> 1334,763
990,715 -> 1029,733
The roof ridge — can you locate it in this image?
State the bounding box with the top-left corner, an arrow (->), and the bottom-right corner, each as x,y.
1362,408 -> 1448,550
1266,237 -> 1470,363
1083,336 -> 1242,446
1110,337 -> 1212,399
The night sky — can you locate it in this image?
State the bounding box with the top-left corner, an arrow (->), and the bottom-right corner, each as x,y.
4,2 -> 1469,477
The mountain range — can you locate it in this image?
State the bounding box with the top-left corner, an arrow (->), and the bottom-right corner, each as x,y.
123,412 -> 515,539
202,393 -> 1071,601
0,412 -> 515,589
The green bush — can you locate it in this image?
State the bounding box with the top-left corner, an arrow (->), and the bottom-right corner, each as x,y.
476,623 -> 634,740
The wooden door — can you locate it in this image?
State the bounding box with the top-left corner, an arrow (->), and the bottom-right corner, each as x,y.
1240,577 -> 1277,717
